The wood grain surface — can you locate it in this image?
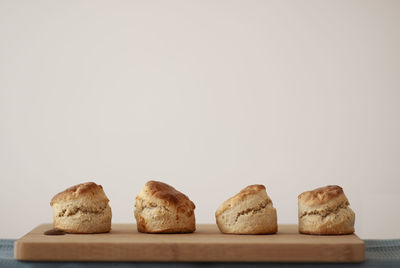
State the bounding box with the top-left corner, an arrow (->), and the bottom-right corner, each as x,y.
14,224 -> 365,262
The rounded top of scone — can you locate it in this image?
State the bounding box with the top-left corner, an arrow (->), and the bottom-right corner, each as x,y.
137,180 -> 195,210
50,182 -> 109,206
298,185 -> 349,208
215,184 -> 272,216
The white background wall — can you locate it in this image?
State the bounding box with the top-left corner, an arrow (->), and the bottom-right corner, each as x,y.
1,0 -> 399,239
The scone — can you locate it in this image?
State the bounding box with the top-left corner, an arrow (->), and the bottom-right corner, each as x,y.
50,182 -> 112,233
215,185 -> 278,234
298,185 -> 355,235
134,180 -> 196,233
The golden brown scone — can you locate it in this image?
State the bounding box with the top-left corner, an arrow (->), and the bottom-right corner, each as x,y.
298,185 -> 355,235
134,181 -> 196,233
215,185 -> 277,234
50,182 -> 112,234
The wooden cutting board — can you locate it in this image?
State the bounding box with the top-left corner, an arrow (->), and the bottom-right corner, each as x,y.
15,224 -> 365,262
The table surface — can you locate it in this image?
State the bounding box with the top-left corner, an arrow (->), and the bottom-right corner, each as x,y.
2,239 -> 400,267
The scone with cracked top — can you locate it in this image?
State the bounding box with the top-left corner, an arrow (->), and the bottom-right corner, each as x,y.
215,185 -> 278,234
298,185 -> 355,235
134,180 -> 196,233
50,182 -> 112,233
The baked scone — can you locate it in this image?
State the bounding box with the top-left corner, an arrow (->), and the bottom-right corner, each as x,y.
298,185 -> 355,235
134,180 -> 196,233
50,182 -> 112,233
215,185 -> 278,234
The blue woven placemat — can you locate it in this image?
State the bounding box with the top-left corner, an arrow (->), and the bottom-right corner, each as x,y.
1,239 -> 400,267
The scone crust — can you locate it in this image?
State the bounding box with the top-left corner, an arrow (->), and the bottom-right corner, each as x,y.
216,185 -> 269,216
215,184 -> 277,234
141,180 -> 195,209
51,182 -> 109,205
298,185 -> 355,235
50,182 -> 112,234
134,180 -> 196,233
298,185 -> 348,208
